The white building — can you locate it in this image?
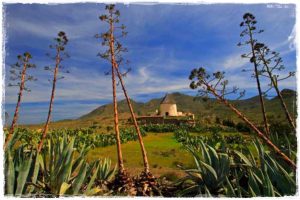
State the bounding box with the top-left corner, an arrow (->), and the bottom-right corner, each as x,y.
159,93 -> 195,119
159,94 -> 178,116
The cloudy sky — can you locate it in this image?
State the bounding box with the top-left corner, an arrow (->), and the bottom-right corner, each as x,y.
2,3 -> 296,124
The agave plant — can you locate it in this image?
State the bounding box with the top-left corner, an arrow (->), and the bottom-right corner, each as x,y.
232,139 -> 296,196
4,131 -> 40,197
97,158 -> 117,184
33,135 -> 102,196
178,134 -> 296,197
177,140 -> 230,197
83,158 -> 117,196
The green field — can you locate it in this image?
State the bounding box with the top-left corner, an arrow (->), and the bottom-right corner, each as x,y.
85,131 -> 250,178
87,132 -> 194,178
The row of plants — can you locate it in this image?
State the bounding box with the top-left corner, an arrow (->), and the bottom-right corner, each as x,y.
141,124 -> 237,134
174,129 -> 250,152
219,118 -> 294,135
7,127 -> 147,150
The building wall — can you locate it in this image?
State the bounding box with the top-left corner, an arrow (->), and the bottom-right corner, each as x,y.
160,104 -> 178,116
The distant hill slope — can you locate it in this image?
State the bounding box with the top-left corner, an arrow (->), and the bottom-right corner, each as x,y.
79,89 -> 297,123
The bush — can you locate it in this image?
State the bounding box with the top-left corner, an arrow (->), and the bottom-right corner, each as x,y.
222,119 -> 236,127
236,122 -> 251,132
269,121 -> 292,135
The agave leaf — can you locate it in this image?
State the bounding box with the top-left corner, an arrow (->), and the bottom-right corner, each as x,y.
234,150 -> 253,167
15,153 -> 33,196
5,150 -> 15,195
254,139 -> 267,173
207,145 -> 219,163
266,174 -> 275,197
104,163 -> 117,182
176,185 -> 200,197
249,185 -> 257,197
234,169 -> 242,197
85,162 -> 100,193
218,154 -> 230,181
204,185 -> 212,197
38,153 -> 44,172
186,146 -> 203,173
55,137 -> 73,176
59,182 -> 71,195
72,162 -> 87,195
85,187 -> 102,196
248,170 -> 260,196
199,140 -> 211,165
283,133 -> 292,158
60,151 -> 74,184
184,170 -> 203,183
27,152 -> 40,194
265,153 -> 296,195
200,161 -> 218,182
225,176 -> 235,197
56,138 -> 75,188
6,130 -> 21,150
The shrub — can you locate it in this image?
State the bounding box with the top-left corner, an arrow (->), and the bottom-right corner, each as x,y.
236,122 -> 251,132
222,119 -> 235,127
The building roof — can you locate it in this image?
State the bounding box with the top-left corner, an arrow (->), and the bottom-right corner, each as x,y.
160,93 -> 176,104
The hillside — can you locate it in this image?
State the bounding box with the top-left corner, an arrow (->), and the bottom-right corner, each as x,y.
79,89 -> 297,124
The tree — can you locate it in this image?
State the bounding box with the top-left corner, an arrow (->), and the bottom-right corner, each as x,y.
4,52 -> 36,149
238,13 -> 270,136
189,67 -> 296,170
37,31 -> 69,152
254,42 -> 296,133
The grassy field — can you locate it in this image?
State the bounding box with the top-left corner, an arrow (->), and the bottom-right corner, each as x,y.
86,132 -> 195,178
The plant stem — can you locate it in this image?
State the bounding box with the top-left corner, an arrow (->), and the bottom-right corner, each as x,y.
248,24 -> 270,136
258,51 -> 296,133
4,55 -> 29,149
115,67 -> 150,173
108,11 -> 124,173
37,49 -> 60,153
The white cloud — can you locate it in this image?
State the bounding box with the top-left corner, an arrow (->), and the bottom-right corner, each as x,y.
223,53 -> 248,70
287,24 -> 296,51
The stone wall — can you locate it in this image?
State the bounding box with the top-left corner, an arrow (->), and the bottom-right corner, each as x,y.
136,116 -> 195,126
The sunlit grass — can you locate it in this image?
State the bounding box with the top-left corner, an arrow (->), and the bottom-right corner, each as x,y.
87,132 -> 195,177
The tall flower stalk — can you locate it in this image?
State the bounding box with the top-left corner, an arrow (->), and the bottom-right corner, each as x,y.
239,13 -> 270,136
254,42 -> 296,132
4,52 -> 36,149
97,5 -> 160,195
97,5 -> 125,173
37,31 -> 69,152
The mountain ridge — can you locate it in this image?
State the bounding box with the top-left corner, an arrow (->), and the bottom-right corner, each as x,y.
79,89 -> 296,123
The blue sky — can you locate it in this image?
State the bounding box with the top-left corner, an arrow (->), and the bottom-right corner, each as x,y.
2,3 -> 296,124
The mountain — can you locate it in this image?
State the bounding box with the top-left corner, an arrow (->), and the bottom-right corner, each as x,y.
79,89 -> 297,123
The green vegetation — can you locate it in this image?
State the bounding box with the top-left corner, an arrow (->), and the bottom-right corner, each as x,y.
5,131 -> 115,197
5,123 -> 296,197
4,5 -> 297,197
87,132 -> 194,177
175,132 -> 296,197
